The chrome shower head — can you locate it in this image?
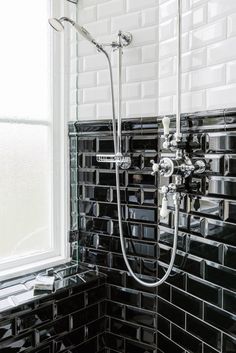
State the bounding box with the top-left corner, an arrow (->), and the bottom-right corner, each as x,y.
48,18 -> 64,32
48,17 -> 100,48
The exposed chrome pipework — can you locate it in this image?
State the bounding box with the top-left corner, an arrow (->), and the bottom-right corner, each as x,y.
50,1 -> 206,288
150,0 -> 206,221
96,31 -> 132,170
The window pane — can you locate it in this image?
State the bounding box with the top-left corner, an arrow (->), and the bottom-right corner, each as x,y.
0,0 -> 50,120
0,123 -> 52,261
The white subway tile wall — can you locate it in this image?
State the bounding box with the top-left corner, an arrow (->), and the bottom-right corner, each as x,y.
70,0 -> 236,120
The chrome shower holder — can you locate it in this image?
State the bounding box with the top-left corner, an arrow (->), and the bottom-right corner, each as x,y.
100,31 -> 133,51
96,30 -> 133,171
96,153 -> 131,169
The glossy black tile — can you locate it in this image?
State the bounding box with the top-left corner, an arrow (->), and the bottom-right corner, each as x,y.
84,186 -> 111,202
205,262 -> 236,292
172,325 -> 203,353
208,177 -> 236,199
126,307 -> 156,328
203,219 -> 236,247
189,236 -> 221,263
222,334 -> 236,353
57,293 -> 84,316
87,317 -> 106,339
203,344 -> 220,353
141,327 -> 156,345
157,332 -> 185,353
72,111 -> 236,353
126,339 -> 156,353
37,317 -> 70,343
106,301 -> 124,320
158,298 -> 185,328
103,332 -> 125,351
71,336 -> 99,353
186,314 -> 221,350
141,293 -> 157,311
130,136 -> 158,153
98,138 -> 115,153
128,172 -> 157,188
126,274 -> 156,294
127,206 -> 156,223
172,287 -> 203,318
78,138 -> 96,153
110,286 -> 139,307
0,319 -> 14,340
127,239 -> 157,259
204,303 -> 236,337
72,303 -> 100,328
110,318 -> 140,341
224,245 -> 236,270
87,284 -> 106,305
17,304 -> 53,332
79,170 -> 96,185
98,171 -> 125,186
0,333 -> 34,352
190,196 -> 222,219
223,290 -> 236,315
206,133 -> 236,153
187,275 -> 222,306
157,315 -> 170,337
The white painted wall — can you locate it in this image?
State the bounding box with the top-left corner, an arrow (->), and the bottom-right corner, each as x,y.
70,0 -> 236,120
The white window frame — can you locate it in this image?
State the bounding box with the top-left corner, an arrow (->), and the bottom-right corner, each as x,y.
0,0 -> 71,280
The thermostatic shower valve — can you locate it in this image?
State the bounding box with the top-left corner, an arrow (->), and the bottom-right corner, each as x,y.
151,156 -> 205,179
150,116 -> 206,219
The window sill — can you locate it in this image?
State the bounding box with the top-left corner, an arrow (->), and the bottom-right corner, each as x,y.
0,261 -> 104,314
0,255 -> 71,282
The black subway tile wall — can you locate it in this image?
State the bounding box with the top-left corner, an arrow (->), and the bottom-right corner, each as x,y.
0,265 -> 106,352
69,108 -> 236,353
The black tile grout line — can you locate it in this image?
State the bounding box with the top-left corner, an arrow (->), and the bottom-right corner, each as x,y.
98,266 -> 236,321
105,302 -> 221,353
77,177 -> 236,192
102,329 -> 157,350
78,203 -> 235,224
0,302 -> 106,350
78,199 -> 236,229
82,248 -> 192,275
80,238 -> 236,279
78,207 -> 236,242
67,334 -> 102,351
104,322 -> 193,353
106,292 -> 209,336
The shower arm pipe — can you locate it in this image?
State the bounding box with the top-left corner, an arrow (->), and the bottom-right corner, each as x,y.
117,31 -> 123,156
176,0 -> 182,142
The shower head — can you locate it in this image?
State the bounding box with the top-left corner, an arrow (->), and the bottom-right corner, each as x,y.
48,17 -> 100,48
48,18 -> 64,32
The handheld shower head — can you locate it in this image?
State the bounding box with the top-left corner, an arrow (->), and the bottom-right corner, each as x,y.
48,18 -> 64,32
48,17 -> 99,48
73,23 -> 97,44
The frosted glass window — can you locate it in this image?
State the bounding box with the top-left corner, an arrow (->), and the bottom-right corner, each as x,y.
0,0 -> 63,275
0,124 -> 51,259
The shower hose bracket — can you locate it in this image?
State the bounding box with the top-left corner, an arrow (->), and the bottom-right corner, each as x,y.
96,153 -> 131,169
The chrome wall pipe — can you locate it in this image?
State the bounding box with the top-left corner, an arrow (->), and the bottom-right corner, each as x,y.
176,0 -> 182,143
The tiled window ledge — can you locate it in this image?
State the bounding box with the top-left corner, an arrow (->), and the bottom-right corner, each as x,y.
0,262 -> 104,314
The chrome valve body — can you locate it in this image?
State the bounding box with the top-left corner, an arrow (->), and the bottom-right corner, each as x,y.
150,116 -> 206,219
